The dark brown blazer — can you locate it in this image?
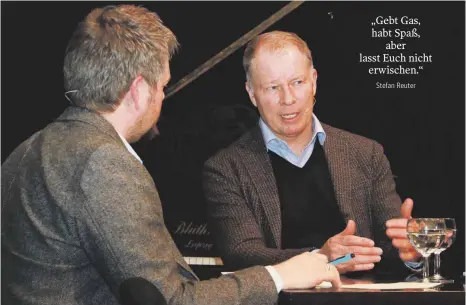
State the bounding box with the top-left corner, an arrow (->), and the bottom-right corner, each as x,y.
203,123 -> 402,271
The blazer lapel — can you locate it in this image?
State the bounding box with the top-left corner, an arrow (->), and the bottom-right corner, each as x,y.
237,126 -> 282,248
322,125 -> 358,232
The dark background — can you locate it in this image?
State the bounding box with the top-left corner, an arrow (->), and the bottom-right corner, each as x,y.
2,1 -> 464,278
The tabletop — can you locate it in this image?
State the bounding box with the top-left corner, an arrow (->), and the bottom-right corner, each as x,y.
279,274 -> 465,305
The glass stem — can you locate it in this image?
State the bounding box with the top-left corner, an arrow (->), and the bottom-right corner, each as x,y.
433,253 -> 441,276
422,256 -> 430,280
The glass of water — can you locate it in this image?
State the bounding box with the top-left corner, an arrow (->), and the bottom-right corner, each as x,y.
431,218 -> 456,283
406,218 -> 446,282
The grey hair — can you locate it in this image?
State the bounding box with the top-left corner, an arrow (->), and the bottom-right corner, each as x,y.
63,5 -> 179,113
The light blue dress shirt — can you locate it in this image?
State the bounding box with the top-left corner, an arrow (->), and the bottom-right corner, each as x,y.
259,114 -> 326,167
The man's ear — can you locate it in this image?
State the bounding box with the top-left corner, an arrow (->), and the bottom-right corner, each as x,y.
245,81 -> 257,107
129,75 -> 145,111
311,68 -> 318,96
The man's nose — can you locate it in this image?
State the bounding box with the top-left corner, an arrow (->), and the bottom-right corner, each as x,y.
281,86 -> 296,106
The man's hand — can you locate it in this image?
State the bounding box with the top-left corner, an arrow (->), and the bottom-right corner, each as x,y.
317,220 -> 383,274
273,252 -> 341,290
386,198 -> 422,262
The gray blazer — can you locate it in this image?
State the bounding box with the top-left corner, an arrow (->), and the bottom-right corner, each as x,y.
203,123 -> 403,270
2,106 -> 277,305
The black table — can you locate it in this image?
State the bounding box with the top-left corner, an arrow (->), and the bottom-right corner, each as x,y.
279,276 -> 464,305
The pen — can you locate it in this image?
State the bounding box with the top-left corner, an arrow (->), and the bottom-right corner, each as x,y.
328,253 -> 355,265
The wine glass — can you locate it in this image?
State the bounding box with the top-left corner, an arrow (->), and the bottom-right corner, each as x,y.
406,218 -> 446,282
431,218 -> 456,283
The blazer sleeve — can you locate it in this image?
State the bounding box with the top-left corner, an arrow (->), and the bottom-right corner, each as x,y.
77,144 -> 278,305
203,154 -> 309,271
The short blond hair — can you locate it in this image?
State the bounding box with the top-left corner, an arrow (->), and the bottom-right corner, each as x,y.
63,5 -> 179,112
243,31 -> 313,84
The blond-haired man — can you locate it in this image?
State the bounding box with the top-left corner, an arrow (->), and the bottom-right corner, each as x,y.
204,31 -> 421,275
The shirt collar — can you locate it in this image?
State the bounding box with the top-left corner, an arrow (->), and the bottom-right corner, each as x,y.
117,132 -> 143,164
259,113 -> 326,149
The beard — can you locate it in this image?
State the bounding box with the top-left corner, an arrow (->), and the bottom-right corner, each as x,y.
138,87 -> 161,142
